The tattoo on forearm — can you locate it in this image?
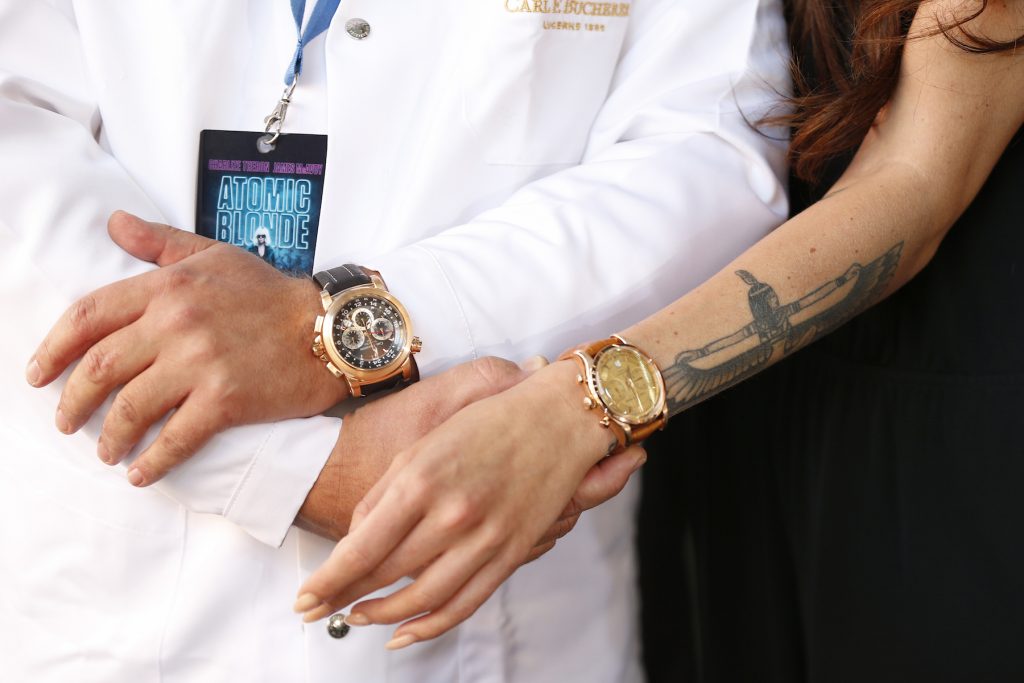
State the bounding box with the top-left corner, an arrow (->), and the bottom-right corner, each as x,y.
664,243 -> 904,417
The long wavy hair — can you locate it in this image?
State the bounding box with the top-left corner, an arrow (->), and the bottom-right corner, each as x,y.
784,0 -> 1023,183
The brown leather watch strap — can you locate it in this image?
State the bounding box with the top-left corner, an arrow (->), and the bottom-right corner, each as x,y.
313,263 -> 372,296
355,355 -> 420,397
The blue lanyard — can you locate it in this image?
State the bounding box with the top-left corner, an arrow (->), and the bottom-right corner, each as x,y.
285,0 -> 342,85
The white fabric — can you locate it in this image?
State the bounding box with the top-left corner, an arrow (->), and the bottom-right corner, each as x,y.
0,0 -> 789,681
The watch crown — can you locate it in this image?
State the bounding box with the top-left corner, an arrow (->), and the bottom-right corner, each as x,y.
410,336 -> 423,353
312,342 -> 323,356
599,416 -> 612,428
583,396 -> 595,409
576,374 -> 584,384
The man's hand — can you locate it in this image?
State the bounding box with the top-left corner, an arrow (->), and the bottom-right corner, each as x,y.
25,211 -> 344,486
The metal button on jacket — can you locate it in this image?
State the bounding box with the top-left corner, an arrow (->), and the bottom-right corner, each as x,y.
345,18 -> 371,40
327,613 -> 351,639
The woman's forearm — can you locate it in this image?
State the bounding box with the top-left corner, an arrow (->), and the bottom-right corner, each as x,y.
623,161 -> 943,417
622,0 -> 1024,417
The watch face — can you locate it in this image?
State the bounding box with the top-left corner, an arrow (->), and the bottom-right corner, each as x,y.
330,293 -> 407,371
594,346 -> 663,424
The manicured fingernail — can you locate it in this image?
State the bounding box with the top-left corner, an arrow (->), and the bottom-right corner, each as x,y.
345,612 -> 370,626
25,359 -> 41,386
293,593 -> 321,613
126,468 -> 145,487
55,408 -> 71,434
385,634 -> 417,651
302,604 -> 333,623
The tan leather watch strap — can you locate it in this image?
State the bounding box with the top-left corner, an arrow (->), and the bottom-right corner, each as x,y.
627,418 -> 664,444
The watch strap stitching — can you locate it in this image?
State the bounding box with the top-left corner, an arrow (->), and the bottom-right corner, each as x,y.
314,264 -> 372,296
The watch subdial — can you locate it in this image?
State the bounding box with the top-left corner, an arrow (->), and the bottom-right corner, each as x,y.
370,318 -> 395,341
351,307 -> 374,329
341,327 -> 366,351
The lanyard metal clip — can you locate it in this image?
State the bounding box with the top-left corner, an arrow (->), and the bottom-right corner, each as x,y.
258,77 -> 299,152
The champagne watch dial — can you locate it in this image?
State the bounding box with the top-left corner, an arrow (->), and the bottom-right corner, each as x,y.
594,346 -> 663,423
331,294 -> 407,370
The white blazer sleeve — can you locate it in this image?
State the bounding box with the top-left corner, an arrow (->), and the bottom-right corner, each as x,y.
0,1 -> 337,547
350,0 -> 791,375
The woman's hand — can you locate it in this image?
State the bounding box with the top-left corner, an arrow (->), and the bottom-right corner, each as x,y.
292,359 -> 647,648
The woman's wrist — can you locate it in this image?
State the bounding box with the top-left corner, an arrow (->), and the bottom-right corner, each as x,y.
529,359 -> 620,469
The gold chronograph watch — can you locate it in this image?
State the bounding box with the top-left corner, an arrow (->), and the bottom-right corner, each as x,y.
559,335 -> 667,453
311,264 -> 421,397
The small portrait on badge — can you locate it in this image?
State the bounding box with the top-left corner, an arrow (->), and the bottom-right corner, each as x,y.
248,227 -> 278,268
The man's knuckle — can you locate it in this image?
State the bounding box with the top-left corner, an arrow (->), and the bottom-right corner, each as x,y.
112,392 -> 141,426
158,428 -> 193,462
163,266 -> 195,293
208,370 -> 236,398
69,295 -> 99,335
208,398 -> 238,427
186,332 -> 218,360
203,376 -> 241,423
217,401 -> 239,426
82,345 -> 118,385
162,303 -> 203,332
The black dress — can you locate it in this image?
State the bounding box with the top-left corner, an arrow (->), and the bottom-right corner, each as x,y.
638,131 -> 1024,683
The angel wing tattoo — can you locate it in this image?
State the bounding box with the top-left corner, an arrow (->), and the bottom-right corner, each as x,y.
664,243 -> 903,416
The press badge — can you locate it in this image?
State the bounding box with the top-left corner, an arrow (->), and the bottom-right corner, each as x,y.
195,130 -> 327,276
195,0 -> 340,276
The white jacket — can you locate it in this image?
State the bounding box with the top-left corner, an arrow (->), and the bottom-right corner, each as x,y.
0,1 -> 788,681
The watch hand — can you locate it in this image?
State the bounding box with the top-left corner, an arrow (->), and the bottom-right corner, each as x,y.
626,377 -> 642,408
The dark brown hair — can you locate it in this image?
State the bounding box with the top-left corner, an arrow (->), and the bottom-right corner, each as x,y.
784,0 -> 1023,183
